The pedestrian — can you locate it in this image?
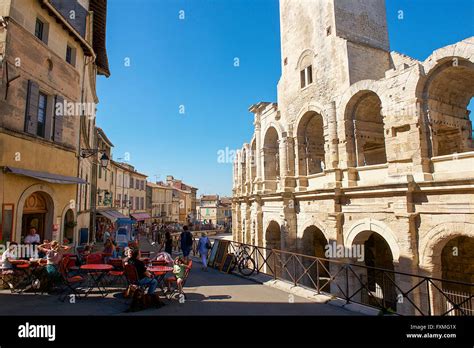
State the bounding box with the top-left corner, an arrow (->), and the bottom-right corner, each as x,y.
179,226 -> 193,262
197,232 -> 211,271
159,231 -> 173,256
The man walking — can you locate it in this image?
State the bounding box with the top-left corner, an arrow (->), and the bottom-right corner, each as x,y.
179,226 -> 193,262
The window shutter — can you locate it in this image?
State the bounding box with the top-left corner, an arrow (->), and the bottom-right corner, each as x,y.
44,95 -> 54,140
53,95 -> 64,142
25,80 -> 39,135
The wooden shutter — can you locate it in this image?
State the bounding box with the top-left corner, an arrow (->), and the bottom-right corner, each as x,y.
25,80 -> 39,135
53,95 -> 64,143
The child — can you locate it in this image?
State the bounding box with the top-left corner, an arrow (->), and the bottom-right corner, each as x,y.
172,257 -> 190,295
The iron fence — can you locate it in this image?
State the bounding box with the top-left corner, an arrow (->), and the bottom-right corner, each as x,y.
225,240 -> 473,316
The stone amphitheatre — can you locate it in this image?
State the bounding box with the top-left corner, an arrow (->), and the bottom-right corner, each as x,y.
232,0 -> 473,314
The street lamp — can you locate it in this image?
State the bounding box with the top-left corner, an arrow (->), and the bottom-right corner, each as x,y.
100,152 -> 109,169
80,148 -> 109,169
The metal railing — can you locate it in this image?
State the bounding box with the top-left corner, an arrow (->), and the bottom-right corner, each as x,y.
225,240 -> 473,316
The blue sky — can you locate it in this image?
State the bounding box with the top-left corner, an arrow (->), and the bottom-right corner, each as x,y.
96,0 -> 474,196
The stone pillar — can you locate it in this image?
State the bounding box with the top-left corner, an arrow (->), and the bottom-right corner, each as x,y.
281,193 -> 297,252
244,199 -> 251,244
327,101 -> 339,169
236,150 -> 242,195
279,137 -> 288,178
245,143 -> 252,194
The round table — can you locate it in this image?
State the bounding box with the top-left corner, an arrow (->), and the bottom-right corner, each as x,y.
11,260 -> 45,294
147,266 -> 173,274
80,264 -> 113,297
147,266 -> 173,291
10,260 -> 28,265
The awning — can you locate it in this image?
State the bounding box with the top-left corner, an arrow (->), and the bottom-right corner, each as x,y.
3,166 -> 87,185
97,209 -> 128,222
130,213 -> 151,221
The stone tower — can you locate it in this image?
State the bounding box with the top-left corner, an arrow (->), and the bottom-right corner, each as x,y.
277,0 -> 392,119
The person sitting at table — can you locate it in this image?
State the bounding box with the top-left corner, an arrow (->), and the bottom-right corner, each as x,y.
1,242 -> 18,270
124,248 -> 161,305
103,239 -> 115,263
112,245 -> 121,259
24,227 -> 40,245
38,241 -> 71,291
170,257 -> 191,295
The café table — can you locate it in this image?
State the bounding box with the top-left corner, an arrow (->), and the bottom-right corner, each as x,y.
147,266 -> 173,291
80,264 -> 113,297
10,259 -> 45,294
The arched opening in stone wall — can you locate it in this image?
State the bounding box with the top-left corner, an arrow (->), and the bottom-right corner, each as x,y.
21,191 -> 54,242
63,209 -> 75,244
296,111 -> 326,175
265,220 -> 281,250
263,127 -> 280,181
264,220 -> 281,276
299,225 -> 330,289
250,139 -> 257,184
346,91 -> 387,166
424,59 -> 474,157
440,236 -> 474,315
352,231 -> 397,310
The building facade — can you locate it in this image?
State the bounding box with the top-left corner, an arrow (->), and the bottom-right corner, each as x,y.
199,195 -> 232,226
166,175 -> 197,224
0,0 -> 109,245
146,182 -> 173,223
232,0 -> 473,313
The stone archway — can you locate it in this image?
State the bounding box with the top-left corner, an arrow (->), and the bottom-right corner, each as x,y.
263,127 -> 280,183
345,219 -> 399,310
421,58 -> 474,157
63,209 -> 75,244
345,90 -> 387,166
296,111 -> 326,176
299,225 -> 330,289
419,222 -> 474,315
15,184 -> 58,242
263,220 -> 281,276
265,220 -> 281,250
20,191 -> 54,242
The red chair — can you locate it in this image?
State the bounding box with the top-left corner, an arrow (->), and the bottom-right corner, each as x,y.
123,263 -> 150,297
85,253 -> 103,264
165,260 -> 192,300
58,256 -> 86,302
107,259 -> 125,286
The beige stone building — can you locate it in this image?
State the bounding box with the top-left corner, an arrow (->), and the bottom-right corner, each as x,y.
0,0 -> 109,244
111,160 -> 130,216
166,175 -> 198,224
146,182 -> 173,223
233,0 -> 473,314
198,195 -> 232,226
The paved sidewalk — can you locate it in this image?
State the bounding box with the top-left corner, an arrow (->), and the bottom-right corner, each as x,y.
0,237 -> 359,316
